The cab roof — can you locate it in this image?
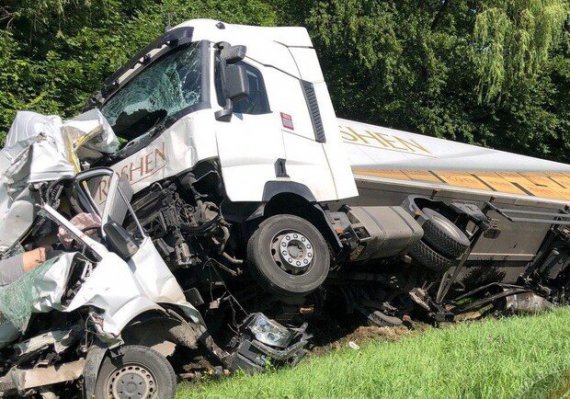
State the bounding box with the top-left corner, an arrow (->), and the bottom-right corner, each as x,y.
175,19 -> 313,48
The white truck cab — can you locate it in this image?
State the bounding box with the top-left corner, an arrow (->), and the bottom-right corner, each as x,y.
85,18 -> 570,323
94,19 -> 357,204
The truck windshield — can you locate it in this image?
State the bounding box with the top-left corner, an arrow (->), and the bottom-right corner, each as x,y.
101,44 -> 202,140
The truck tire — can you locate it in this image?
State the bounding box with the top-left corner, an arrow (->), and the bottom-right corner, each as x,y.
421,208 -> 470,258
247,214 -> 330,297
94,345 -> 176,399
409,239 -> 458,274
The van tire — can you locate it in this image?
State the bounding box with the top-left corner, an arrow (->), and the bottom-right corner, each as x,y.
421,208 -> 470,258
94,345 -> 176,399
247,214 -> 330,297
409,239 -> 458,274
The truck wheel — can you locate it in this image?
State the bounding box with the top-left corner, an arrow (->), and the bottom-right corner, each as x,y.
247,214 -> 330,297
421,208 -> 470,258
409,239 -> 458,274
94,345 -> 176,399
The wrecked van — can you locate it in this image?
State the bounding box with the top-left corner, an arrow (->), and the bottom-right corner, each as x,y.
0,111 -> 307,398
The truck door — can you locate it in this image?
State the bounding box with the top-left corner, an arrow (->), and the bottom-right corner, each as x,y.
214,59 -> 287,202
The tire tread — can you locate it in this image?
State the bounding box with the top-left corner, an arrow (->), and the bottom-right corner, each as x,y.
409,239 -> 458,274
422,218 -> 469,258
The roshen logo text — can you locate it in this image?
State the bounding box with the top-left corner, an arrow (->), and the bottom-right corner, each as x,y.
96,141 -> 167,202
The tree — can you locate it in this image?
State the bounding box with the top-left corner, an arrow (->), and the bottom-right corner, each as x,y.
472,0 -> 568,104
302,0 -> 570,160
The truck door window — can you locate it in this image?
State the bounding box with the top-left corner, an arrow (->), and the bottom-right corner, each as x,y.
215,61 -> 270,115
101,44 -> 202,140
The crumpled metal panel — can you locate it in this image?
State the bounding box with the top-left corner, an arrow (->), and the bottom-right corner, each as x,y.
13,326 -> 79,356
0,110 -> 119,252
127,237 -> 202,324
62,237 -> 202,338
64,249 -> 163,337
0,240 -> 203,348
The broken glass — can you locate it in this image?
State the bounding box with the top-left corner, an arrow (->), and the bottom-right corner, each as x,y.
101,44 -> 202,140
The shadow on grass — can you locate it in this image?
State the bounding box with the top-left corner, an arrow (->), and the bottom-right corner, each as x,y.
519,368 -> 570,399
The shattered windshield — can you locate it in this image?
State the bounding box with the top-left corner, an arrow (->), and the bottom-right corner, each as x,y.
101,44 -> 202,140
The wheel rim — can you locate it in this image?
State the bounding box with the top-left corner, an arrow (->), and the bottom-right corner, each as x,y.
106,363 -> 157,399
271,230 -> 314,275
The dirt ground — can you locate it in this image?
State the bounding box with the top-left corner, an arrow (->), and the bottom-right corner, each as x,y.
309,317 -> 432,356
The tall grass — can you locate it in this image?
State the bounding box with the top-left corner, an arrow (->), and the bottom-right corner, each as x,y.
177,308 -> 570,399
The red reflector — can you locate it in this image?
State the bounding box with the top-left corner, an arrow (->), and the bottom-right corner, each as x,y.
281,113 -> 294,130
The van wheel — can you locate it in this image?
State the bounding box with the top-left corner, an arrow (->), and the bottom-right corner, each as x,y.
421,208 -> 470,258
247,214 -> 330,297
94,345 -> 176,399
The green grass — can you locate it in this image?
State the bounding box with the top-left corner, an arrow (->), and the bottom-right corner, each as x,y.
177,308 -> 570,399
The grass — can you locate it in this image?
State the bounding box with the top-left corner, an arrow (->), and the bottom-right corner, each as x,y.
176,308 -> 570,399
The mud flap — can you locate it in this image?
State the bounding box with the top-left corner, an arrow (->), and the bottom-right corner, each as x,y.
82,343 -> 108,399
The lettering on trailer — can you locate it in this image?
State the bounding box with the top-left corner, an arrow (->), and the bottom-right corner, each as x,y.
340,125 -> 432,156
95,141 -> 168,203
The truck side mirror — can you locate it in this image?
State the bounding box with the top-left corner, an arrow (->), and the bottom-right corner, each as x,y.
225,64 -> 249,102
215,42 -> 249,122
221,44 -> 246,64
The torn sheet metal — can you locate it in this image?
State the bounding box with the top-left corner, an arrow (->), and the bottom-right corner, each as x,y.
11,358 -> 85,390
13,327 -> 80,356
63,250 -> 165,338
62,109 -> 120,168
40,190 -> 203,339
0,110 -> 118,252
63,237 -> 201,337
127,237 -> 202,324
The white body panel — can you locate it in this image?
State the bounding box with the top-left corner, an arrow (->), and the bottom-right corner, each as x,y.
216,112 -> 286,202
102,110 -> 218,200
198,19 -> 357,202
340,118 -> 570,172
0,110 -> 118,251
65,237 -> 201,336
339,118 -> 570,205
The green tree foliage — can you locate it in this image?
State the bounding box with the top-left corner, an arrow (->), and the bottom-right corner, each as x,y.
0,0 -> 569,162
302,0 -> 570,159
473,0 -> 567,103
